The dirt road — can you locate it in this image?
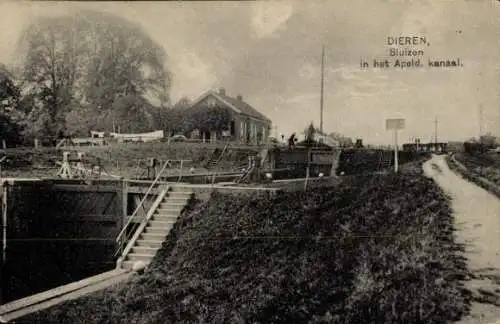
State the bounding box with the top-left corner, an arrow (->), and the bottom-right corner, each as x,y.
423,154 -> 500,324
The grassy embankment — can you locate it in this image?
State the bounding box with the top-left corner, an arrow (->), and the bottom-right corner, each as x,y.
448,152 -> 500,198
453,152 -> 500,186
21,159 -> 471,324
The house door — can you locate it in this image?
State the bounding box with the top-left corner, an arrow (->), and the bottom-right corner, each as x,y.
230,121 -> 235,136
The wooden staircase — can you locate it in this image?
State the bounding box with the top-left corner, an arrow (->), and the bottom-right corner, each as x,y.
205,143 -> 229,169
119,186 -> 193,270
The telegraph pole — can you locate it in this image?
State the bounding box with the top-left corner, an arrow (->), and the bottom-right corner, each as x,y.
479,104 -> 483,137
320,45 -> 325,134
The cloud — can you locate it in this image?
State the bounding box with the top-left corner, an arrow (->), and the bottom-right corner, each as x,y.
286,93 -> 319,104
298,63 -> 318,79
170,49 -> 217,101
251,1 -> 293,39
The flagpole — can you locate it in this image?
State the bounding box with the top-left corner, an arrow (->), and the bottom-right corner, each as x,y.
320,45 -> 325,134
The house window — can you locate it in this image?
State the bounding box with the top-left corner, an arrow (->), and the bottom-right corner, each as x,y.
240,121 -> 245,139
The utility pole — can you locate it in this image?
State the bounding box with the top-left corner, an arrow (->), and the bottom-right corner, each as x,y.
479,104 -> 483,138
320,44 -> 325,134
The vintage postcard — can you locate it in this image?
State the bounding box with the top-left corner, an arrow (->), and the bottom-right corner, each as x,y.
0,1 -> 499,323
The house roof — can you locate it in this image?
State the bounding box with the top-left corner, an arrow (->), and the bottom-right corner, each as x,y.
191,90 -> 272,123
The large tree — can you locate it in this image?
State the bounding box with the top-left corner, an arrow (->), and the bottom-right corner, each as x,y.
16,10 -> 171,137
0,66 -> 24,145
157,97 -> 192,136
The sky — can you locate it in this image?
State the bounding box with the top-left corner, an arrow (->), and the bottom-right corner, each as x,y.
0,0 -> 499,145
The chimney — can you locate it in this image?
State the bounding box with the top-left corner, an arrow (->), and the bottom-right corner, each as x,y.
219,87 -> 226,96
236,94 -> 243,101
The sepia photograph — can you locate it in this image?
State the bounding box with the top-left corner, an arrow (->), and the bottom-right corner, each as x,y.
0,0 -> 499,323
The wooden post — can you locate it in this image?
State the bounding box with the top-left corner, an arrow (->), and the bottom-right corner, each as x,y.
394,129 -> 399,173
2,182 -> 8,267
0,183 -> 5,304
304,149 -> 311,190
120,179 -> 127,237
178,160 -> 184,182
1,141 -> 5,150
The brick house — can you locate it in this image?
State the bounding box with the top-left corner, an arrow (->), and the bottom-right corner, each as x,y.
189,88 -> 272,145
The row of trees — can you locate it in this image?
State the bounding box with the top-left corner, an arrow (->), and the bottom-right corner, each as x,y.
464,133 -> 499,154
0,10 -> 233,146
155,99 -> 231,137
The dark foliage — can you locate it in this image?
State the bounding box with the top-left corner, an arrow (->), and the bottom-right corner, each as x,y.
0,69 -> 24,146
337,149 -> 430,175
463,141 -> 488,155
182,105 -> 231,134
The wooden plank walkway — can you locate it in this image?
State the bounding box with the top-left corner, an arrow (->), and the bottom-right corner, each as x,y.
0,269 -> 133,323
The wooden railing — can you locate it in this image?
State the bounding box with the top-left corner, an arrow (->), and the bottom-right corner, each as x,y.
213,142 -> 230,166
114,161 -> 170,259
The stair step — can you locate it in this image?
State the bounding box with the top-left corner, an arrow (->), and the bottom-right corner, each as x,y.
159,202 -> 185,208
157,206 -> 182,210
155,210 -> 181,217
156,209 -> 183,215
122,260 -> 152,270
151,215 -> 178,222
140,233 -> 167,241
148,220 -> 176,227
131,246 -> 160,255
168,189 -> 194,194
168,189 -> 192,194
163,197 -> 190,203
144,226 -> 173,234
122,261 -> 137,270
135,240 -> 163,248
129,249 -> 156,257
127,253 -> 155,262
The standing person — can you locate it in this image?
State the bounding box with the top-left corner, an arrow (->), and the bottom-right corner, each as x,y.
288,133 -> 296,149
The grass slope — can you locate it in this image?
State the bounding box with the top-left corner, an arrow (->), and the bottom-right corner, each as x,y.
454,152 -> 500,187
21,162 -> 470,324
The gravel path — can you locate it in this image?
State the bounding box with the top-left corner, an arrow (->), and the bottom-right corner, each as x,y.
423,154 -> 500,324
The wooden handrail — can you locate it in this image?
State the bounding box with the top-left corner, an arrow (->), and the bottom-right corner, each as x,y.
115,160 -> 170,257
214,142 -> 230,165
117,188 -> 168,267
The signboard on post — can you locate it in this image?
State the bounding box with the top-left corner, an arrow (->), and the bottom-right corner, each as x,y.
385,118 -> 405,173
386,118 -> 405,131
